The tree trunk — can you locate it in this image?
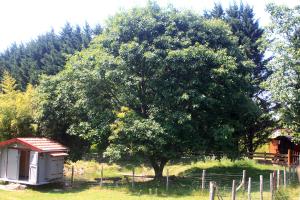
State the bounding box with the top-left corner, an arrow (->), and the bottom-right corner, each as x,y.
149,157 -> 168,180
246,132 -> 254,159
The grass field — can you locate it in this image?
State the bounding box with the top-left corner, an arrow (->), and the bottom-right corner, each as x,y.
0,158 -> 298,200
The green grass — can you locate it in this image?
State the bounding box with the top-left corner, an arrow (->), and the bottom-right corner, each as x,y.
256,143 -> 269,152
0,186 -> 299,200
0,158 -> 298,200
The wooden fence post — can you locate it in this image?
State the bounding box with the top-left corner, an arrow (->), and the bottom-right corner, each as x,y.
247,177 -> 251,200
231,180 -> 236,200
288,167 -> 291,184
284,167 -> 287,188
242,170 -> 246,191
292,166 -> 296,180
260,175 -> 263,200
270,173 -> 273,200
132,168 -> 135,189
100,164 -> 103,187
288,149 -> 291,166
202,169 -> 206,191
209,181 -> 215,200
273,171 -> 277,191
71,165 -> 74,187
277,169 -> 280,188
166,169 -> 169,192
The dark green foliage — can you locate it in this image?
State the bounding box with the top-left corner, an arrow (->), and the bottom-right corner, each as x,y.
0,23 -> 102,89
205,2 -> 274,153
37,3 -> 259,177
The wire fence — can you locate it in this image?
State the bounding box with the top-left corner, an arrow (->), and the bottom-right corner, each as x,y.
64,160 -> 299,200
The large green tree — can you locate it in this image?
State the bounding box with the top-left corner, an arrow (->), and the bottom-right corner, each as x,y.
37,3 -> 255,177
265,4 -> 300,141
205,2 -> 274,153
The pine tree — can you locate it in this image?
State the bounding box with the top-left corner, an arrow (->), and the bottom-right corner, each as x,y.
0,22 -> 98,89
204,3 -> 225,19
1,71 -> 17,94
205,2 -> 274,153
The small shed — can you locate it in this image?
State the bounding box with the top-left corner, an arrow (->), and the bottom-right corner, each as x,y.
269,129 -> 300,154
0,137 -> 68,185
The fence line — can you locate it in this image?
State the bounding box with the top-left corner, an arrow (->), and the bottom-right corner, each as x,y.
64,163 -> 299,199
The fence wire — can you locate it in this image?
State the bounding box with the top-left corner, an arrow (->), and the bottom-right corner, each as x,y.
64,156 -> 300,200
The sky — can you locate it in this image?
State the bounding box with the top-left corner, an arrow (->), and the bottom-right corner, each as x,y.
0,0 -> 299,52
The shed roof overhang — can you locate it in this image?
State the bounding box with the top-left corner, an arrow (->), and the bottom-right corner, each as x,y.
0,137 -> 69,153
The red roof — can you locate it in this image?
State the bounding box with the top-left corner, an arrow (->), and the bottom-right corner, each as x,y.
0,137 -> 68,153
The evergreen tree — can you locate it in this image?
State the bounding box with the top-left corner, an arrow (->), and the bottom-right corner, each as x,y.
205,2 -> 274,153
0,22 -> 102,89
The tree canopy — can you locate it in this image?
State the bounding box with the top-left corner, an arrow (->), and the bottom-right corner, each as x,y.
36,3 -> 260,177
265,3 -> 300,141
1,0 -> 299,179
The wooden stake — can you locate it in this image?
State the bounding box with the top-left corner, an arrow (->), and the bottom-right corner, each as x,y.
270,173 -> 273,200
242,170 -> 246,191
288,167 -> 291,184
277,169 -> 280,188
273,171 -> 276,191
100,164 -> 103,187
232,180 -> 236,200
209,181 -> 215,200
260,175 -> 263,200
202,169 -> 206,190
293,166 -> 296,180
132,168 -> 135,189
71,165 -> 74,187
247,177 -> 251,200
284,167 -> 287,188
166,169 -> 169,192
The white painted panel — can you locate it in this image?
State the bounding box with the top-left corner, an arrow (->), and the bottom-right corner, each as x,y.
29,151 -> 38,184
38,154 -> 46,183
0,148 -> 7,178
47,157 -> 64,180
7,149 -> 19,180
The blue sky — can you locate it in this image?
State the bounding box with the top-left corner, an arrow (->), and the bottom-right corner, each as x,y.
0,0 -> 298,51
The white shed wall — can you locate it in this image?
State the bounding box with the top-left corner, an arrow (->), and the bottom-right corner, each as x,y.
0,146 -> 66,184
46,156 -> 64,180
0,148 -> 7,178
38,153 -> 47,183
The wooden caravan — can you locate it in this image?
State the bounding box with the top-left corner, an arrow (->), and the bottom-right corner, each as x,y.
269,129 -> 300,155
251,129 -> 300,166
0,138 -> 68,185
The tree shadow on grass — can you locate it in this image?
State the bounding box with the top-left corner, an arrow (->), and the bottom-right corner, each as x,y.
28,181 -> 94,194
178,164 -> 276,192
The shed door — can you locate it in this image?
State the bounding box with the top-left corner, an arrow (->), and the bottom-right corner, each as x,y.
7,149 -> 19,180
29,151 -> 38,184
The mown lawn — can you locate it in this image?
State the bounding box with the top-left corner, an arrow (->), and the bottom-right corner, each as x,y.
0,186 -> 299,200
0,158 -> 298,200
